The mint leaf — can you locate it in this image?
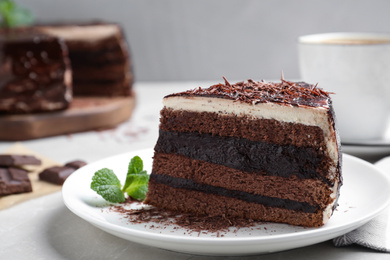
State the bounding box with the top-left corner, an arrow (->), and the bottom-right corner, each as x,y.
91,168 -> 125,203
0,0 -> 34,28
124,173 -> 149,201
122,155 -> 149,200
91,156 -> 150,203
122,155 -> 144,192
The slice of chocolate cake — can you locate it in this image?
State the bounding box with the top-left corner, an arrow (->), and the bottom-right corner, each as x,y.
0,29 -> 72,113
37,22 -> 133,97
145,78 -> 342,227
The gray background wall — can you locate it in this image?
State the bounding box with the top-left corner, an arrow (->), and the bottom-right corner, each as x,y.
18,0 -> 390,82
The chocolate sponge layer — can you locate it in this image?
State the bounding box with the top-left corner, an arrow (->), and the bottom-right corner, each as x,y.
149,173 -> 317,213
145,181 -> 325,227
152,153 -> 332,207
160,108 -> 327,148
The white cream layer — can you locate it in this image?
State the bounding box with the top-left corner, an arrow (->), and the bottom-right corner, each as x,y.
164,95 -> 339,178
38,24 -> 119,42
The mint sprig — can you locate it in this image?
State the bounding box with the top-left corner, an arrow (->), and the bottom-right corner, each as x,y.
123,156 -> 146,190
91,168 -> 125,203
0,0 -> 34,28
90,156 -> 149,203
124,172 -> 149,201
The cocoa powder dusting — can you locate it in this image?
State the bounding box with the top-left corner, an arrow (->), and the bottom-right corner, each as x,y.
110,198 -> 258,234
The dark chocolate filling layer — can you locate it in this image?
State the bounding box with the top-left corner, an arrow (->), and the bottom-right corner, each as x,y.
155,130 -> 329,182
150,173 -> 317,213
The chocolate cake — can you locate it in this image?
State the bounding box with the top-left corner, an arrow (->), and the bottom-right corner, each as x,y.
0,22 -> 132,114
37,22 -> 133,97
145,78 -> 342,227
0,29 -> 72,113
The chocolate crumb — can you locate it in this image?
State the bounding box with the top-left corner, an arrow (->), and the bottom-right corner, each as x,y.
111,199 -> 259,234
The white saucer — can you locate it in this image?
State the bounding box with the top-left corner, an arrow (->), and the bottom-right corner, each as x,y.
342,139 -> 390,157
62,149 -> 390,256
341,122 -> 390,156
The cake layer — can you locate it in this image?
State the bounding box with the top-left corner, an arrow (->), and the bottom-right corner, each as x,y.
155,130 -> 331,182
153,153 -> 333,206
69,46 -> 127,66
71,63 -> 129,81
37,23 -> 126,50
73,76 -> 132,96
145,181 -> 325,227
149,174 -> 317,213
161,108 -> 326,148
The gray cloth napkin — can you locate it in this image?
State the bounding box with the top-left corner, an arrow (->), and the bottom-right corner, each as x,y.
333,158 -> 390,252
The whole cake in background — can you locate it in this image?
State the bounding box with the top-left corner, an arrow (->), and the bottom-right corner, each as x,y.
0,22 -> 133,114
145,77 -> 342,227
37,22 -> 133,97
0,28 -> 72,113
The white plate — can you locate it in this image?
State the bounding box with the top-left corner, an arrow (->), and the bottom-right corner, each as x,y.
62,149 -> 390,256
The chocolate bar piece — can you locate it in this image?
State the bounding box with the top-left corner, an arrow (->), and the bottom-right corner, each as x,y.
64,160 -> 87,169
39,166 -> 75,185
0,167 -> 32,195
0,155 -> 41,167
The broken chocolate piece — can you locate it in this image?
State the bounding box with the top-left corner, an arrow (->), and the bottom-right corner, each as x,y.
0,154 -> 41,167
0,167 -> 32,195
64,160 -> 87,169
39,166 -> 75,185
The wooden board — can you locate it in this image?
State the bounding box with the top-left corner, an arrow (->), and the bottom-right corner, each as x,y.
0,95 -> 136,141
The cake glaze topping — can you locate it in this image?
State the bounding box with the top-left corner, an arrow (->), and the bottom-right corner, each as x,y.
168,77 -> 332,108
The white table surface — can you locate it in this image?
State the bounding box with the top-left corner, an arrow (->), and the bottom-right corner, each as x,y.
0,82 -> 388,259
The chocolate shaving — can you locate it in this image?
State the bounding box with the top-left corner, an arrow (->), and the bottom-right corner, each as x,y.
222,76 -> 231,88
166,77 -> 333,108
111,198 -> 258,234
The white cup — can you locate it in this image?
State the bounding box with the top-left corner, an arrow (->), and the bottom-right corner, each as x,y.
298,32 -> 390,142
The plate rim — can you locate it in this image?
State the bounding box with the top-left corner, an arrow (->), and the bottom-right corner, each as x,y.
62,149 -> 390,250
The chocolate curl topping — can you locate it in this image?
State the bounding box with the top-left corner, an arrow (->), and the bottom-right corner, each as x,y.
222,76 -> 231,88
169,77 -> 332,108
